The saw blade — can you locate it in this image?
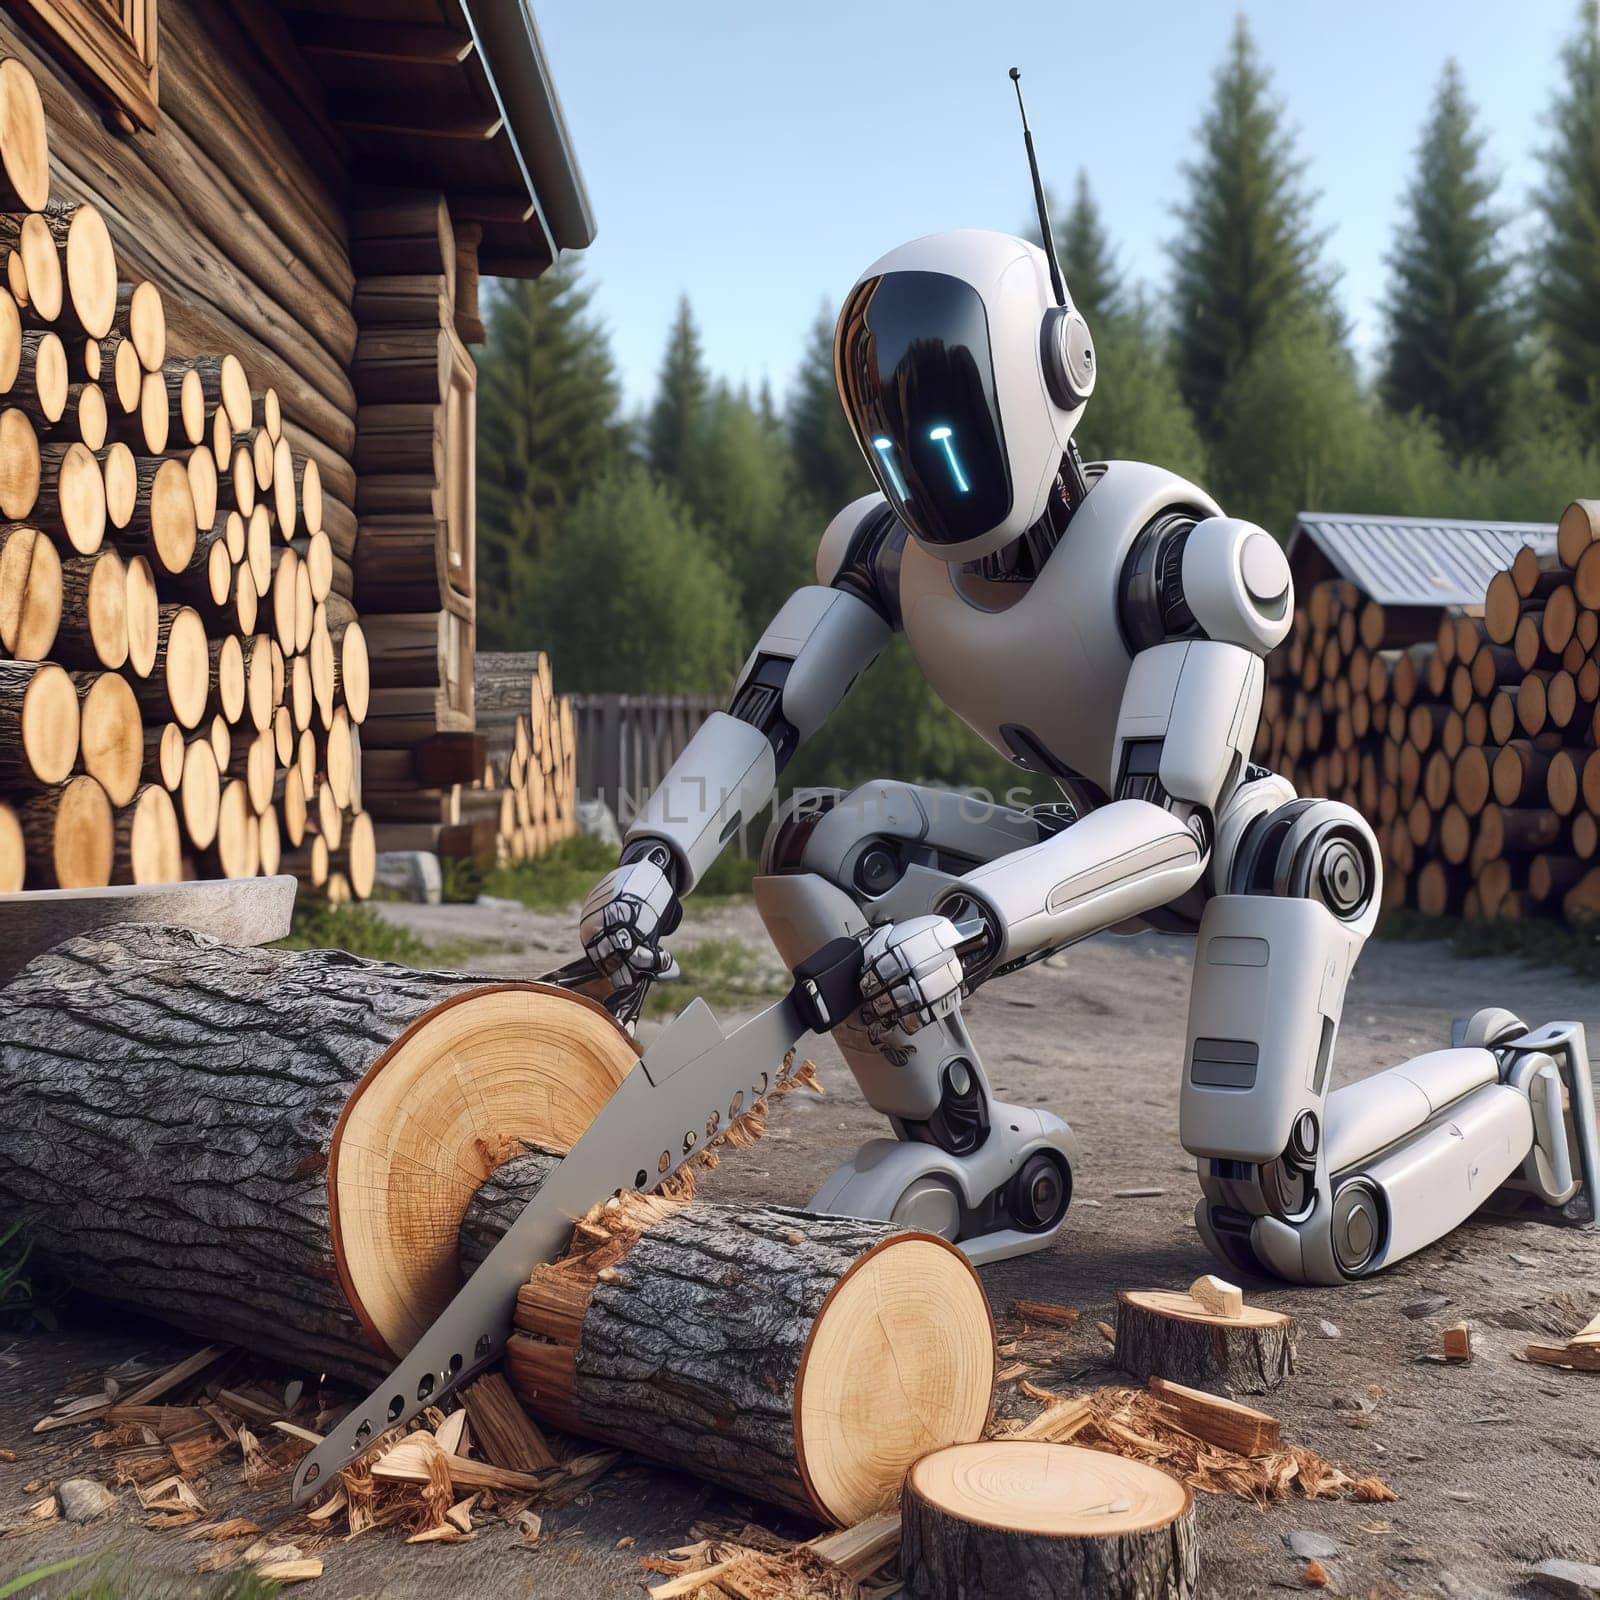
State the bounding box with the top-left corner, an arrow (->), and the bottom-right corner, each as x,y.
290,988 -> 808,1503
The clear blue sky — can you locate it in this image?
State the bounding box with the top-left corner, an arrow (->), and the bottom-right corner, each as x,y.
534,0 -> 1576,415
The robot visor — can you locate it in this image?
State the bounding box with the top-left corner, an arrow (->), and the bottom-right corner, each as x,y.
836,271 -> 1013,548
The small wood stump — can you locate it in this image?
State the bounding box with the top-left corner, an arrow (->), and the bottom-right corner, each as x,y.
1114,1289 -> 1295,1394
901,1440 -> 1198,1600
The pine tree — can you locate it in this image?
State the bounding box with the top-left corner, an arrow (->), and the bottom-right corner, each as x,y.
1055,172 -> 1121,321
788,306 -> 873,517
647,295 -> 711,487
679,385 -> 812,628
474,264 -> 621,650
529,465 -> 746,695
1382,62 -> 1515,457
1171,16 -> 1336,438
1076,298 -> 1206,480
1537,2 -> 1600,420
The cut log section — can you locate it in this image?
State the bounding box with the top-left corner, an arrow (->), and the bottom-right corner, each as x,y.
0,522 -> 61,658
0,927 -> 638,1382
1114,1289 -> 1295,1394
123,552 -> 158,678
112,782 -> 181,884
0,59 -> 51,212
0,798 -> 20,891
492,1181 -> 996,1525
0,659 -> 78,786
901,1441 -> 1197,1600
35,437 -> 102,553
19,772 -> 111,887
73,669 -> 142,806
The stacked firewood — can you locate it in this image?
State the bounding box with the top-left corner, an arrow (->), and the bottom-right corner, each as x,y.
472,651 -> 577,860
0,58 -> 372,900
1256,499 -> 1600,924
361,652 -> 576,861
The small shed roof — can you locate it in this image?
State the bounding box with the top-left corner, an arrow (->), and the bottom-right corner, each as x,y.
1287,512 -> 1557,608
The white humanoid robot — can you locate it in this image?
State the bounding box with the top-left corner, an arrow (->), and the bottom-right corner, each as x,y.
580,95 -> 1598,1286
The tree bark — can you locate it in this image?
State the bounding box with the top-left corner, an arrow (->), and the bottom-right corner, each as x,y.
0,925 -> 636,1382
487,1172 -> 996,1526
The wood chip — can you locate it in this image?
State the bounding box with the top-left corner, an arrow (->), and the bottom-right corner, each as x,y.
256,1557 -> 322,1583
1189,1274 -> 1244,1318
434,1409 -> 469,1457
304,1488 -> 347,1525
1442,1323 -> 1472,1362
1303,1557 -> 1330,1587
1096,1321 -> 1116,1346
1011,1298 -> 1080,1328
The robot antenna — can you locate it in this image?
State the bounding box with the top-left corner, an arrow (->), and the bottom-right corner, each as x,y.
1009,66 -> 1067,308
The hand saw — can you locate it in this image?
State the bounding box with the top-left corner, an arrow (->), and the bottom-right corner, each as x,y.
290,934 -> 867,1503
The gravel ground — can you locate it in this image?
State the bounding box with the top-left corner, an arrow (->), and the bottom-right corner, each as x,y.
1,895 -> 1596,1599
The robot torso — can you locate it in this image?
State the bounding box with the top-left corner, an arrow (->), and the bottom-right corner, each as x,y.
890,460 -> 1223,799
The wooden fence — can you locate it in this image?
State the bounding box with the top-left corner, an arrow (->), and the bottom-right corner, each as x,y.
570,693 -> 720,826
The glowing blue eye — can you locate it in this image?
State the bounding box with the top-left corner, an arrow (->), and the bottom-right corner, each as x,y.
928,425 -> 970,493
872,436 -> 909,501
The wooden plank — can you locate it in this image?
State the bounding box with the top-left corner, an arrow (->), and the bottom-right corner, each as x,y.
1147,1375 -> 1281,1456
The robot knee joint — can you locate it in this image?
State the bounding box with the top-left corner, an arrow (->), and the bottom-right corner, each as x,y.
1227,796 -> 1380,932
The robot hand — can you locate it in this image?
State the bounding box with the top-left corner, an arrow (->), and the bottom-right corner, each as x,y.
859,915 -> 967,1035
580,856 -> 681,993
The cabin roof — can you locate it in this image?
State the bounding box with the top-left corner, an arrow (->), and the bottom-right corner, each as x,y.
280,0 -> 594,276
1286,511 -> 1557,608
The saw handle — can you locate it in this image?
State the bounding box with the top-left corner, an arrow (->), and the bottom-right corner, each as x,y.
790,935 -> 867,1033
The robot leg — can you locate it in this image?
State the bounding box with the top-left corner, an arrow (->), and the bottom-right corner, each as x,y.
753,783 -> 1080,1264
1183,795 -> 1599,1285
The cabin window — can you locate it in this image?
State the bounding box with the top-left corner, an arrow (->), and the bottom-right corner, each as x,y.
442,327 -> 475,601
11,0 -> 159,131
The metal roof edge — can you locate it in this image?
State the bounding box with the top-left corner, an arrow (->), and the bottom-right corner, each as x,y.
459,0 -> 596,257
1295,511 -> 1556,534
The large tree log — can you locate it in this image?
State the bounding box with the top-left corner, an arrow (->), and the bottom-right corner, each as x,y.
480,1168 -> 996,1526
0,926 -> 636,1382
901,1442 -> 1198,1600
1114,1290 -> 1295,1395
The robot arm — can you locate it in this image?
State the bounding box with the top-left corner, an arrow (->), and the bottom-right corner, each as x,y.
620,495 -> 900,892
931,516 -> 1291,978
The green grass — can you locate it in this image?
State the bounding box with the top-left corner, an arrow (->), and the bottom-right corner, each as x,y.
0,1556 -> 279,1599
439,836 -> 759,913
272,903 -> 493,970
439,834 -> 616,911
1377,906 -> 1600,981
644,936 -> 789,1019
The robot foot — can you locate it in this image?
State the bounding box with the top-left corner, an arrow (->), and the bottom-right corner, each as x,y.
808,1103 -> 1080,1266
1197,1013 -> 1599,1286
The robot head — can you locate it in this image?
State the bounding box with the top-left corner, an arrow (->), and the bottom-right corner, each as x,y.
834,229 -> 1095,563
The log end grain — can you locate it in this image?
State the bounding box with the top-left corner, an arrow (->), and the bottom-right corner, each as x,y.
0,59 -> 50,212
796,1233 -> 995,1524
326,983 -> 639,1360
901,1441 -> 1197,1600
124,552 -> 158,677
76,669 -> 142,806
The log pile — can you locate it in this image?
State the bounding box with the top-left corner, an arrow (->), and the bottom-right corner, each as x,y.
0,57 -> 372,898
1256,499 -> 1600,924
